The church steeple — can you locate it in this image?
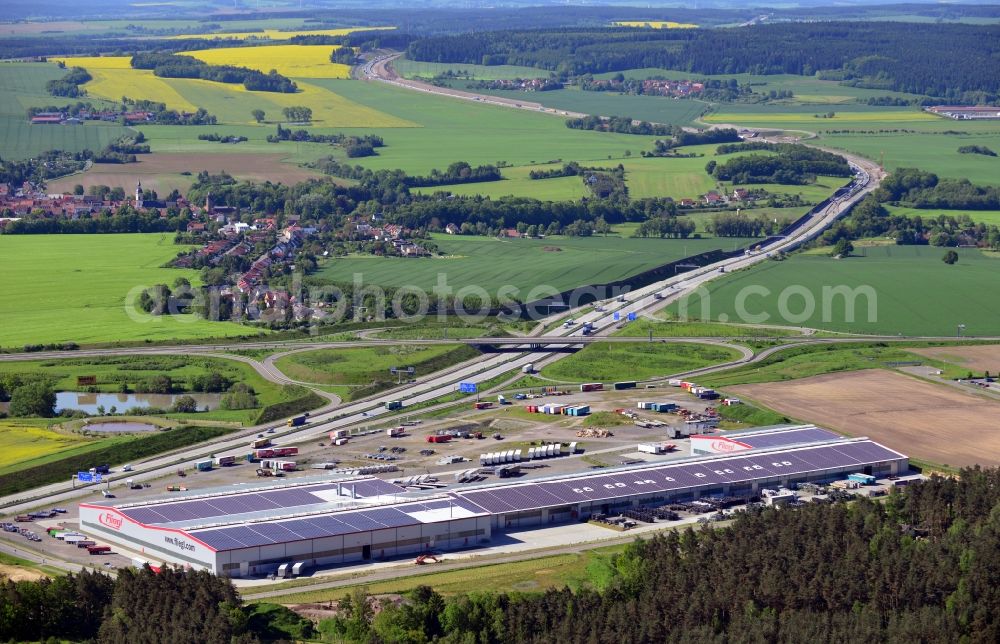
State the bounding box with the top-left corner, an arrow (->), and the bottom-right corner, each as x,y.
135,179 -> 143,208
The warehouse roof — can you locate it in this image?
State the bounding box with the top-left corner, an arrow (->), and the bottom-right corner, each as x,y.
724,425 -> 841,449
455,439 -> 903,514
112,477 -> 405,528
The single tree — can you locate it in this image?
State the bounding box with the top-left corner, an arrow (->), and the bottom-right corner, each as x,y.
251,109 -> 265,123
8,382 -> 56,417
943,249 -> 959,265
831,238 -> 854,257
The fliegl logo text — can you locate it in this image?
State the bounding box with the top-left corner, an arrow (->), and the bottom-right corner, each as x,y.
99,512 -> 123,530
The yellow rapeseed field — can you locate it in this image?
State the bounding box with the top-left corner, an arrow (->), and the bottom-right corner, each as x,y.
0,421 -> 90,471
181,45 -> 352,79
615,21 -> 698,29
50,54 -> 413,127
168,26 -> 391,41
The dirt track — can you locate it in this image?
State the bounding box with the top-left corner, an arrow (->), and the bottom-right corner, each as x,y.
732,369 -> 1000,468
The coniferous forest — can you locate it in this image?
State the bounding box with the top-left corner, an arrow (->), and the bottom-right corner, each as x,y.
407,23 -> 1000,102
5,469 -> 996,643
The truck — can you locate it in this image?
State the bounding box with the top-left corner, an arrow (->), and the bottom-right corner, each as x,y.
86,545 -> 111,555
472,401 -> 493,410
250,438 -> 271,450
287,414 -> 308,427
580,383 -> 603,392
385,400 -> 404,411
613,381 -> 637,391
426,435 -> 451,444
272,447 -> 298,457
94,464 -> 110,475
214,455 -> 236,467
195,460 -> 213,472
252,448 -> 275,460
330,429 -> 349,440
334,438 -> 349,446
387,427 -> 405,438
522,363 -> 535,374
497,395 -> 509,405
581,322 -> 595,336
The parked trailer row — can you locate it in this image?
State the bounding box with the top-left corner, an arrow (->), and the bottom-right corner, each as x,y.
479,450 -> 522,466
528,443 -> 564,459
525,403 -> 590,416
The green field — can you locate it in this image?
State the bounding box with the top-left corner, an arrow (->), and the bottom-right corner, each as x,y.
274,344 -> 480,399
0,234 -> 259,348
886,205 -> 1000,226
541,341 -> 741,382
412,164 -> 590,201
393,59 -> 545,81
0,63 -> 128,160
668,245 -> 1000,336
315,233 -> 752,293
0,419 -> 93,473
452,81 -> 709,127
820,132 -> 1000,186
614,318 -> 804,338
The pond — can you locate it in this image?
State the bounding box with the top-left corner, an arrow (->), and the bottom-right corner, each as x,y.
55,391 -> 223,415
84,421 -> 160,433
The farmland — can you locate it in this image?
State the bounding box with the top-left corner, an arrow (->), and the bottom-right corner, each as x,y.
168,27 -> 389,41
47,152 -> 322,195
0,420 -> 93,474
730,369 -> 1000,468
911,344 -> 1000,376
48,58 -> 411,127
0,234 -> 259,348
411,164 -> 589,201
181,45 -> 352,79
668,244 -> 1000,337
392,59 -> 545,81
315,233 -> 753,293
615,21 -> 698,29
541,341 -> 741,382
0,62 -> 127,160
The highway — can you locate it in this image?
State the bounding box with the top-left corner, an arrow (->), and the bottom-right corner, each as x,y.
0,59 -> 886,515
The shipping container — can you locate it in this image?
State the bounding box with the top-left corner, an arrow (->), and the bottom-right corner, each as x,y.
334,438 -> 349,446
847,473 -> 876,485
426,435 -> 451,444
253,448 -> 275,460
613,381 -> 637,391
195,460 -> 213,472
387,427 -> 405,437
214,455 -> 236,467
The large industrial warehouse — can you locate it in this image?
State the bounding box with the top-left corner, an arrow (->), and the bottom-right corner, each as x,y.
80,429 -> 907,577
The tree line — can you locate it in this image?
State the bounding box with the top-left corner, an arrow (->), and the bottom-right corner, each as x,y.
708,143 -> 852,185
45,65 -> 91,97
131,52 -> 298,93
407,23 -> 1000,102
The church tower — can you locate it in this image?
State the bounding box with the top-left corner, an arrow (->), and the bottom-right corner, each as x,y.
135,179 -> 143,208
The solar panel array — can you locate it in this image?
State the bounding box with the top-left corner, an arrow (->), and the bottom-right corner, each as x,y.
456,441 -> 901,514
120,478 -> 405,526
189,497 -> 486,551
733,426 -> 840,450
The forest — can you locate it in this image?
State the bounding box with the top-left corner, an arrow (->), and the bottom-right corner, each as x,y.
708,143 -> 852,185
407,23 -> 1000,102
320,468 -> 1000,643
130,52 -> 298,93
876,168 -> 1000,210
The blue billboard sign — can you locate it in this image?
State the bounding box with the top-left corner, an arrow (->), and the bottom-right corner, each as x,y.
627,312 -> 637,321
459,382 -> 478,394
77,472 -> 101,483
613,311 -> 620,321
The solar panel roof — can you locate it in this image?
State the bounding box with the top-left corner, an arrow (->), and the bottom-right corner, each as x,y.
456,440 -> 903,514
189,498 -> 489,551
730,426 -> 840,450
117,477 -> 406,526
